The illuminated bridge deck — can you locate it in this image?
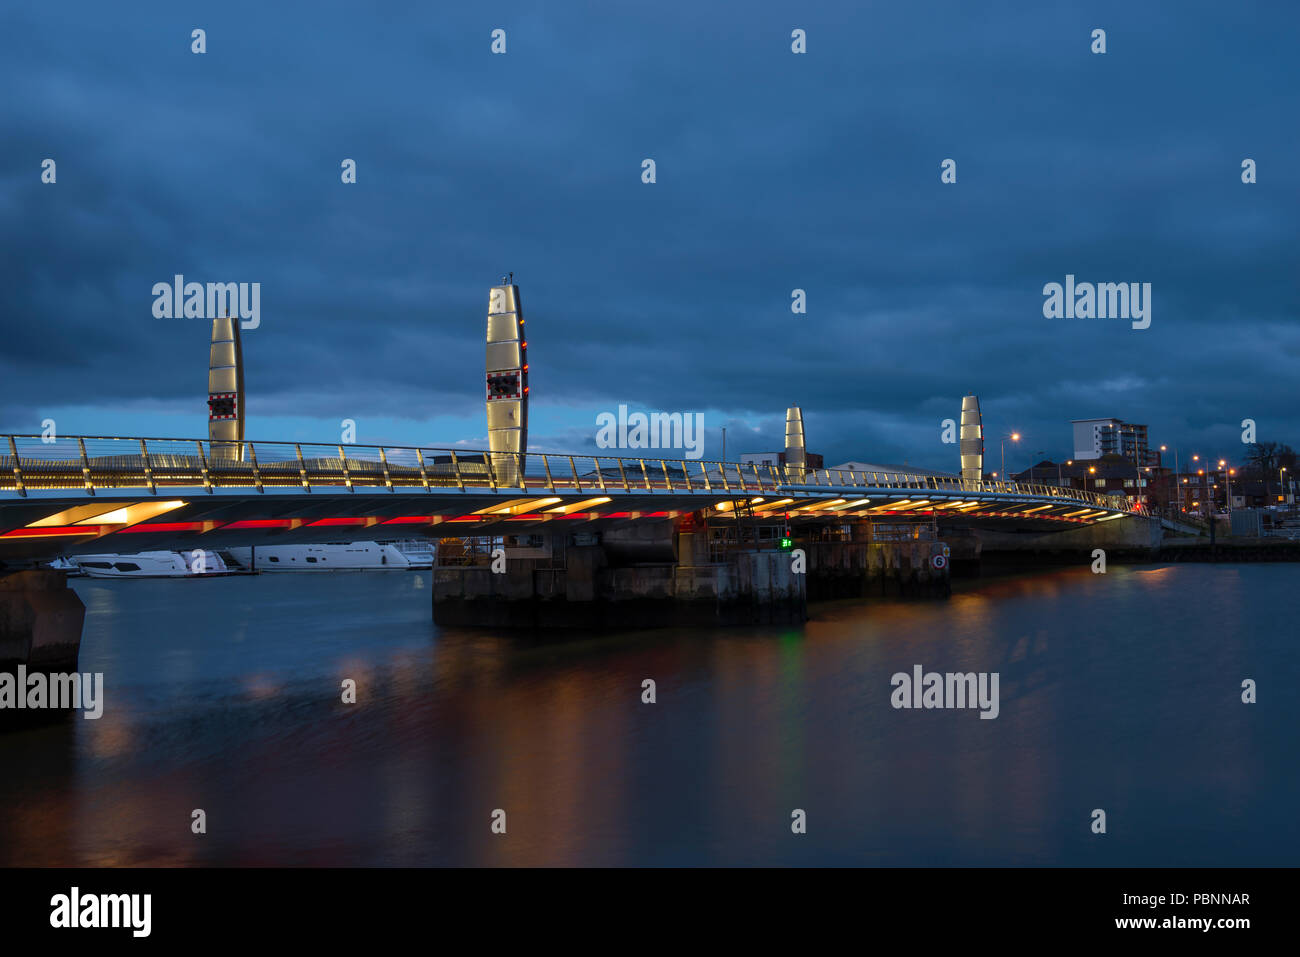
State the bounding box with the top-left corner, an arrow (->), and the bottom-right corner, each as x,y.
0,435 -> 1141,560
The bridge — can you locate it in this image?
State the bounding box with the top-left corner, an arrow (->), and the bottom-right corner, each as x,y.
0,279 -> 1154,682
0,434 -> 1138,563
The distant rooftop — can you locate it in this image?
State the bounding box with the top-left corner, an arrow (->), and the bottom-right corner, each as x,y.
828,461 -> 960,479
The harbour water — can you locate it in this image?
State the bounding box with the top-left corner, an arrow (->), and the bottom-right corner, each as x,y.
0,564 -> 1295,866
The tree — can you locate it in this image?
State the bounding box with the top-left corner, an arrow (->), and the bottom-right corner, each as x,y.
1244,442 -> 1296,476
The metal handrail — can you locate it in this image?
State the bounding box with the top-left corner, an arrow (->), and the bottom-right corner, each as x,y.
0,434 -> 1139,514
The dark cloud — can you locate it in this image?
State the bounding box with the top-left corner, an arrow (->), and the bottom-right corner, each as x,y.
2,0 -> 1296,468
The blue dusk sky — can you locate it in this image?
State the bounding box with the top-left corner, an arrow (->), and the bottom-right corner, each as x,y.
2,1 -> 1297,470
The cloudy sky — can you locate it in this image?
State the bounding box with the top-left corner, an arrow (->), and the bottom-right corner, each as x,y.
2,1 -> 1296,473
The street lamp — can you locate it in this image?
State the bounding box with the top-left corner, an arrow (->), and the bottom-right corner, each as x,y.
1193,455 -> 1201,513
1160,443 -> 1180,518
1002,432 -> 1020,484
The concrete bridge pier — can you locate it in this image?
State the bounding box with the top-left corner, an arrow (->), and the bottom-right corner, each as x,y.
432,517 -> 805,630
944,528 -> 983,575
975,515 -> 1163,563
0,570 -> 86,727
803,536 -> 951,601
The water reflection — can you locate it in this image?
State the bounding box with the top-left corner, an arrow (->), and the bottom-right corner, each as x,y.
0,565 -> 1295,865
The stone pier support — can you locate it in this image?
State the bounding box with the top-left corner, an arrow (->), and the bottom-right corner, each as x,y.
433,520 -> 805,629
974,515 -> 1162,562
0,570 -> 84,674
803,538 -> 951,601
1,570 -> 86,728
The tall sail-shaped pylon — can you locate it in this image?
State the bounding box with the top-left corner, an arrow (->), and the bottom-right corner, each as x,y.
208,317 -> 244,460
486,280 -> 528,485
959,394 -> 983,485
785,406 -> 807,482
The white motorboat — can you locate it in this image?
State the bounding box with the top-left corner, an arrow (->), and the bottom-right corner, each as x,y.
224,542 -> 416,572
46,557 -> 86,577
73,550 -> 230,579
384,539 -> 435,569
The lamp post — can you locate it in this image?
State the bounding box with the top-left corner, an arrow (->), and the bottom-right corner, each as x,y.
1001,431 -> 1020,484
1160,444 -> 1180,517
1164,447 -> 1175,514
1219,459 -> 1231,516
1191,455 -> 1203,519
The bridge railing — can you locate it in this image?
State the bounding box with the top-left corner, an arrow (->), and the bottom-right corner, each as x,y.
0,435 -> 1136,513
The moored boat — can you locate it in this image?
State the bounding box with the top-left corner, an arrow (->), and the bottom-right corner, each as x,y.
72,550 -> 230,579
224,542 -> 417,572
